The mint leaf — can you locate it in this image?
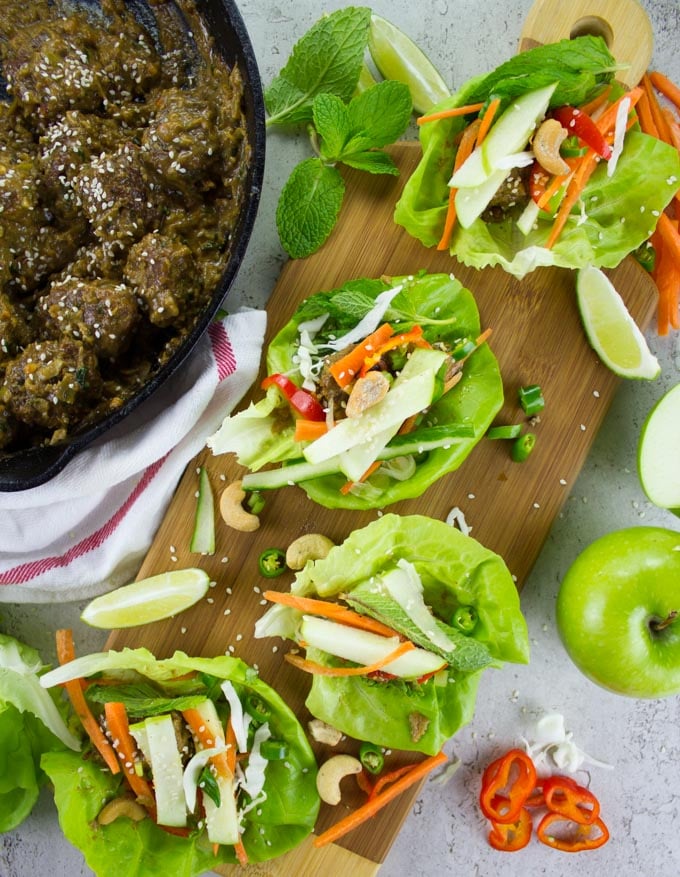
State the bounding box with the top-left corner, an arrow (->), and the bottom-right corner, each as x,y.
312,93 -> 350,160
344,80 -> 412,151
293,278 -> 388,326
276,158 -> 345,258
265,7 -> 371,127
340,151 -> 400,175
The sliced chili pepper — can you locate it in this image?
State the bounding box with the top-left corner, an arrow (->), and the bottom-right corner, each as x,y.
359,325 -> 430,376
480,749 -> 537,824
518,383 -> 545,416
552,105 -> 613,160
359,742 -> 385,775
511,432 -> 536,462
633,241 -> 656,272
524,780 -> 545,808
487,424 -> 522,440
536,811 -> 610,852
355,769 -> 375,797
258,547 -> 287,578
488,803 -> 533,852
261,373 -> 326,421
542,775 -> 600,824
451,605 -> 478,633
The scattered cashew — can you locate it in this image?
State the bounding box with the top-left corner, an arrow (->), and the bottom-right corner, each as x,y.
97,797 -> 147,825
285,532 -> 335,570
308,718 -> 344,746
316,754 -> 362,805
345,371 -> 390,418
219,480 -> 260,532
532,118 -> 570,176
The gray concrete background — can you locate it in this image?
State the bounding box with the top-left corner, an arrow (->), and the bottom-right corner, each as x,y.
2,0 -> 680,875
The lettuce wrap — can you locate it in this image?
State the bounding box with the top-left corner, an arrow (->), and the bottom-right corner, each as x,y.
255,514 -> 529,755
208,272 -> 503,509
39,649 -> 319,875
0,633 -> 80,832
394,36 -> 680,277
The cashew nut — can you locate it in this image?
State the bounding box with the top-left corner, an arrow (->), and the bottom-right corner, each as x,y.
285,533 -> 335,570
316,754 -> 362,805
219,480 -> 260,532
97,797 -> 148,825
532,118 -> 570,176
308,718 -> 344,746
345,371 -> 390,418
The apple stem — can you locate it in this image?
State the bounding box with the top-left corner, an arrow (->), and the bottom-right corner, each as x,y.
650,610 -> 678,633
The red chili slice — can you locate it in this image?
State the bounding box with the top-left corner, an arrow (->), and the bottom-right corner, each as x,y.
261,373 -> 326,421
552,105 -> 613,160
536,811 -> 610,852
479,748 -> 537,824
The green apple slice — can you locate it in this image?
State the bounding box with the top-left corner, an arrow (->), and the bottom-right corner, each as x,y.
638,382 -> 680,516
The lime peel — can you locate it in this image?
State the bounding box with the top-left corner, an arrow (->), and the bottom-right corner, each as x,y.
576,266 -> 660,380
81,568 -> 211,629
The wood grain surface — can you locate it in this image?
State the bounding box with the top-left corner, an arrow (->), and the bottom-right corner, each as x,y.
107,141 -> 657,873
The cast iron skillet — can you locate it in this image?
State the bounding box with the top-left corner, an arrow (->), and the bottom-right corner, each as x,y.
0,0 -> 266,491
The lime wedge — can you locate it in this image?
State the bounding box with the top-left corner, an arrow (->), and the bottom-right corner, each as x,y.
368,15 -> 450,114
576,266 -> 661,380
81,568 -> 210,628
638,382 -> 680,516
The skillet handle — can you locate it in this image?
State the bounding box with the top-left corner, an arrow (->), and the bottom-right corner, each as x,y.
0,443 -> 76,492
519,0 -> 653,88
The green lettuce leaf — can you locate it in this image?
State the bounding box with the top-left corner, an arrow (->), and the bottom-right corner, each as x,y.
0,633 -> 80,832
40,650 -> 319,873
287,514 -> 528,754
211,272 -> 502,510
394,39 -> 680,277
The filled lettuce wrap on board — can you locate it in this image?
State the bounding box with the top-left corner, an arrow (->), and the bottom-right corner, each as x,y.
208,272 -> 502,510
39,647 -> 319,876
255,514 -> 529,756
394,36 -> 680,278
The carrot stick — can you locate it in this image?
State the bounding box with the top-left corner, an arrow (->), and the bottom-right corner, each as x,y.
368,764 -> 416,800
437,118 -> 481,251
662,107 -> 680,151
339,459 -> 382,495
642,74 -> 673,144
658,212 -> 680,264
649,71 -> 680,113
285,639 -> 417,677
595,86 -> 643,136
55,629 -> 121,775
636,91 -> 659,138
329,323 -> 395,389
579,84 -> 612,117
294,419 -> 329,442
476,98 -> 501,146
262,591 -> 399,637
225,718 -> 237,774
537,168 -> 572,210
417,102 -> 485,125
104,702 -> 156,809
182,708 -> 232,779
312,751 -> 448,847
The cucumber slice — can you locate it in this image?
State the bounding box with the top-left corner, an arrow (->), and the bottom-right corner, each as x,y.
190,467 -> 215,555
144,714 -> 187,827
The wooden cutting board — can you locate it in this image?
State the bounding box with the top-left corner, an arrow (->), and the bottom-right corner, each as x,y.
107,0 -> 657,872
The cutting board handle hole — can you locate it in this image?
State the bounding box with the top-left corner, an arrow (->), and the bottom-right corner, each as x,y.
569,16 -> 613,47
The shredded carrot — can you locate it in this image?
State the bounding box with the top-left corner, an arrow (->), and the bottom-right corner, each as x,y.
104,701 -> 156,810
55,629 -> 121,775
182,708 -> 232,779
359,325 -> 429,376
417,102 -> 485,125
329,323 -> 394,390
263,591 -> 399,637
225,717 -> 237,774
285,639 -> 417,677
637,90 -> 659,138
658,212 -> 680,265
475,98 -> 501,146
595,86 -> 643,136
536,168 -> 572,210
356,769 -> 375,797
662,107 -> 680,151
339,459 -> 382,494
312,751 -> 448,847
294,419 -> 329,442
579,84 -> 613,117
642,74 -> 673,144
368,764 -> 416,800
437,118 -> 482,251
649,71 -> 680,113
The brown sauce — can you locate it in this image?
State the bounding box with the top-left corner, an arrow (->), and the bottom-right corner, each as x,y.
0,0 -> 250,451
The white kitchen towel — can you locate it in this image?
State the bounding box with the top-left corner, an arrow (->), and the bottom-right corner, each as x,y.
0,308 -> 266,603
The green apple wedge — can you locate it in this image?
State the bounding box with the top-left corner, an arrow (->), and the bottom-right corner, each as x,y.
638,382 -> 680,516
556,527 -> 680,698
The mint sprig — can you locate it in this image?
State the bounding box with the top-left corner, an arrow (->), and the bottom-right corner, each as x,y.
266,8 -> 413,259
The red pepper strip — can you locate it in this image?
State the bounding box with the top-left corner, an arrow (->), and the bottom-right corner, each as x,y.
479,749 -> 537,824
359,325 -> 431,376
552,105 -> 613,160
488,804 -> 533,852
524,781 -> 545,808
542,775 -> 600,824
536,811 -> 610,852
261,373 -> 326,421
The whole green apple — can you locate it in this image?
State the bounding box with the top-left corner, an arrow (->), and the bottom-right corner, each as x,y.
556,527 -> 680,698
